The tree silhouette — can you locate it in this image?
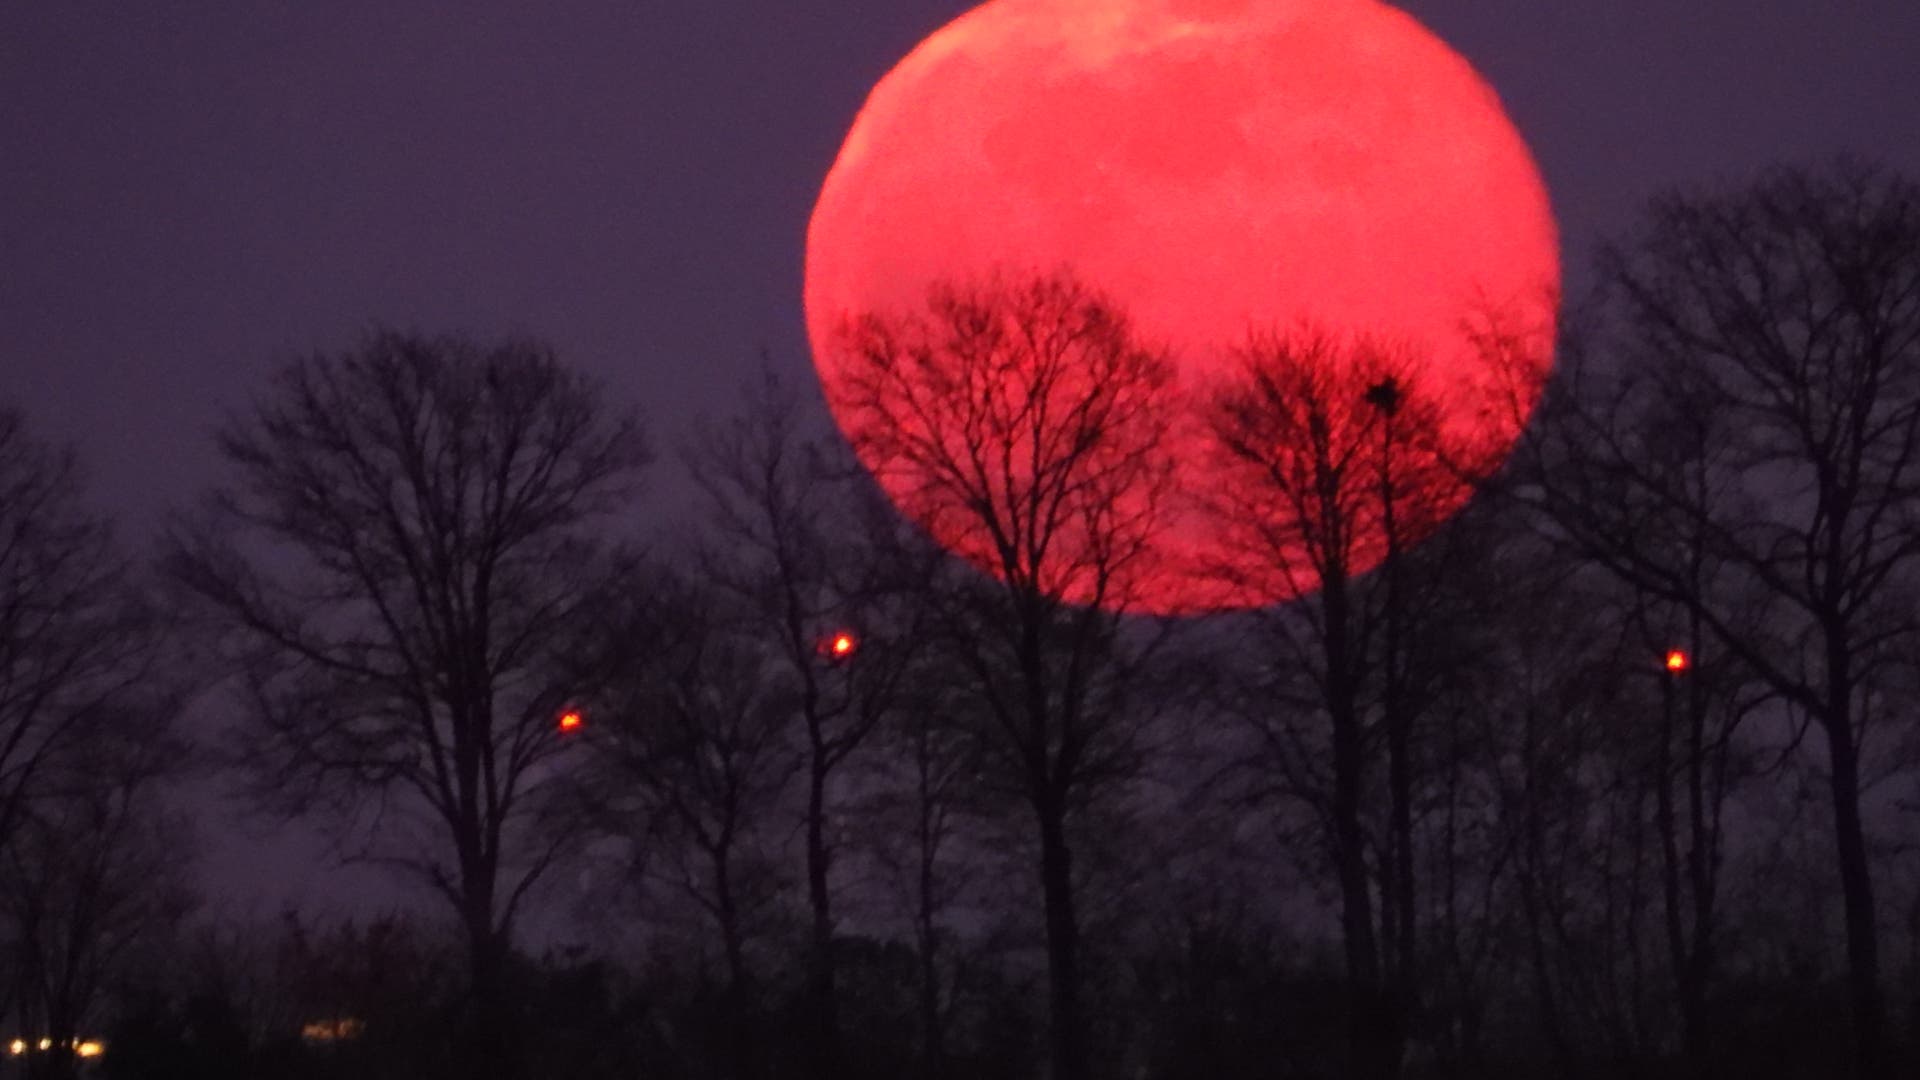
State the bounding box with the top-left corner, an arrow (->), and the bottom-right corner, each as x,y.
858,656 -> 989,1080
1526,159 -> 1920,1078
1200,330 -> 1503,1079
576,568 -> 796,1080
1,711 -> 191,1080
0,408 -> 164,859
166,329 -> 649,1078
828,271 -> 1178,1080
686,371 -> 927,1080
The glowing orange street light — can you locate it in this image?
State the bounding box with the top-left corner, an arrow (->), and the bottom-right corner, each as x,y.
557,708 -> 584,733
824,631 -> 858,661
1664,649 -> 1690,674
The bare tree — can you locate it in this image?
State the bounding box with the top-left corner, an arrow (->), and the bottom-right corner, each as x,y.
1200,330 -> 1510,1079
0,407 -> 160,854
579,569 -> 796,1080
686,370 -> 926,1080
1,714 -> 192,1080
165,329 -> 649,1076
827,271 -> 1177,1080
1626,582 -> 1770,1076
1444,546 -> 1744,1071
0,405 -> 186,1079
1524,159 -> 1920,1078
858,660 -> 993,1080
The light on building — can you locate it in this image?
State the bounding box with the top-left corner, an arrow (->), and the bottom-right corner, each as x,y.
301,1018 -> 365,1043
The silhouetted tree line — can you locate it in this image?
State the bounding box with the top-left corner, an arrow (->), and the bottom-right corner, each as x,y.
1,158 -> 1917,1080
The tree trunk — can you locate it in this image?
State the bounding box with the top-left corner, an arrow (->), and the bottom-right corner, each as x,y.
465,924 -> 522,1080
1324,568 -> 1389,1079
917,904 -> 946,1080
1655,673 -> 1708,1076
460,839 -> 522,1080
1337,700 -> 1395,1080
715,844 -> 755,1080
1037,801 -> 1087,1080
1823,689 -> 1883,1078
917,755 -> 947,1080
805,759 -> 841,1080
1681,648 -> 1716,1080
1517,704 -> 1573,1073
1379,404 -> 1416,1080
1383,634 -> 1414,1077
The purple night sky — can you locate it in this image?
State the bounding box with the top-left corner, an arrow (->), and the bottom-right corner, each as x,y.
4,1 -> 1918,923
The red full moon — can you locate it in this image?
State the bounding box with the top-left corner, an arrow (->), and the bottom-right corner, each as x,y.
806,0 -> 1559,614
